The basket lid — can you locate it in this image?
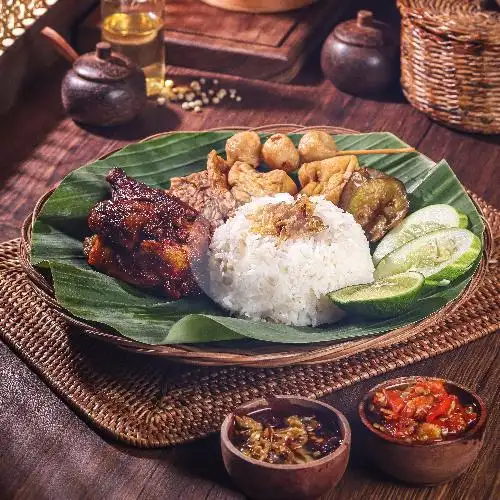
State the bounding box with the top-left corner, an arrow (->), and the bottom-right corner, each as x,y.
398,0 -> 500,42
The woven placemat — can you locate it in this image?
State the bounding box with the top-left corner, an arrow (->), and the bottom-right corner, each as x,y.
0,198 -> 498,448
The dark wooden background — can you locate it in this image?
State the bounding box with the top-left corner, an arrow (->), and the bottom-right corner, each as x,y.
0,2 -> 499,497
77,0 -> 351,81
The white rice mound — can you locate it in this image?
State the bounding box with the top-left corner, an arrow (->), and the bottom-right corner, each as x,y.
207,194 -> 374,327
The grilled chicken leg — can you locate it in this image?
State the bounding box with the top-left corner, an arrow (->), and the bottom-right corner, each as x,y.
85,168 -> 210,299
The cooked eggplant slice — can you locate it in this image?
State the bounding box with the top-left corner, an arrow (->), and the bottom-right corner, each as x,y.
340,167 -> 409,242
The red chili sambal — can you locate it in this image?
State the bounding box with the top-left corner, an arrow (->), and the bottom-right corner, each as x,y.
369,379 -> 478,443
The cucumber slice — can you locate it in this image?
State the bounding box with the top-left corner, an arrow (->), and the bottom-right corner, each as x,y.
373,204 -> 468,265
374,228 -> 481,283
329,271 -> 424,319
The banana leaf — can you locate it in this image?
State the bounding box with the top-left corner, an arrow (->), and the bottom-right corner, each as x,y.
30,132 -> 484,345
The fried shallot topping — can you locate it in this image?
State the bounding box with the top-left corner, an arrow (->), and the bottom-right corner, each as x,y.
232,411 -> 342,465
248,197 -> 326,242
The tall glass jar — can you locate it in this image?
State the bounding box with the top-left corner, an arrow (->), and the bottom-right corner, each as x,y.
101,0 -> 165,96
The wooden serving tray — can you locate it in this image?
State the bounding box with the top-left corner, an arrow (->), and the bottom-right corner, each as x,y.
200,0 -> 319,13
76,0 -> 351,82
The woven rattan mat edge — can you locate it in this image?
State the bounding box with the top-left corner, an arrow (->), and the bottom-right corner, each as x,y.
0,199 -> 499,447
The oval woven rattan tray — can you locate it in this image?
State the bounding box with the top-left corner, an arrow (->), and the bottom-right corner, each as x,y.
19,125 -> 493,368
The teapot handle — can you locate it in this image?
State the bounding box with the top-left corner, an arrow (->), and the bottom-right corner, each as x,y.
40,27 -> 79,63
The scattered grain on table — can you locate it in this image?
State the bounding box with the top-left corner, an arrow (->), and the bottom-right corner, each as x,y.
156,78 -> 243,112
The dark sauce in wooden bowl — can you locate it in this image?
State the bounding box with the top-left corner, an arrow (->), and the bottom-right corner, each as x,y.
231,407 -> 342,464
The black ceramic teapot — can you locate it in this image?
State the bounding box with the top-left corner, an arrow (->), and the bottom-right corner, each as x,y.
320,11 -> 399,97
41,27 -> 147,126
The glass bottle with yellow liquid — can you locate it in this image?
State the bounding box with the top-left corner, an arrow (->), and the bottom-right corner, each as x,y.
101,0 -> 165,96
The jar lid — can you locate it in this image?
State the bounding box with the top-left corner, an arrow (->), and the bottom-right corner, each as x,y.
398,0 -> 500,41
334,11 -> 394,48
74,42 -> 139,82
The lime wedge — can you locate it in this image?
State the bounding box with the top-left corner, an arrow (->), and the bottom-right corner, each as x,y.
373,204 -> 468,265
329,271 -> 424,319
374,228 -> 481,283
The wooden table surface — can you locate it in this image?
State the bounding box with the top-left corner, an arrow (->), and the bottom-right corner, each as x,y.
0,54 -> 499,500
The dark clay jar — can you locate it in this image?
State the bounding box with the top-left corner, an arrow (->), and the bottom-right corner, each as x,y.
321,10 -> 399,97
62,42 -> 147,127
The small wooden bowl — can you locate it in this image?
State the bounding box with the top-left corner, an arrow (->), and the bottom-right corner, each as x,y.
220,395 -> 351,499
359,377 -> 487,485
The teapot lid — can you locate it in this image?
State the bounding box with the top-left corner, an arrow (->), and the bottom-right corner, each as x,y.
334,11 -> 394,48
74,42 -> 139,82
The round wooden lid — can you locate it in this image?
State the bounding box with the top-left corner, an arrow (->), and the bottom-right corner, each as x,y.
334,11 -> 395,48
74,42 -> 141,82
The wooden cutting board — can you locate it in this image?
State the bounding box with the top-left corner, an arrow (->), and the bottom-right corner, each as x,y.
76,0 -> 351,82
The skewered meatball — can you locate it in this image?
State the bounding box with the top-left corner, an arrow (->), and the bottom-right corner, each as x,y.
298,131 -> 337,163
225,131 -> 262,168
262,134 -> 300,173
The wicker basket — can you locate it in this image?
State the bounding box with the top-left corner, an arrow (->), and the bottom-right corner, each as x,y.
398,0 -> 500,134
